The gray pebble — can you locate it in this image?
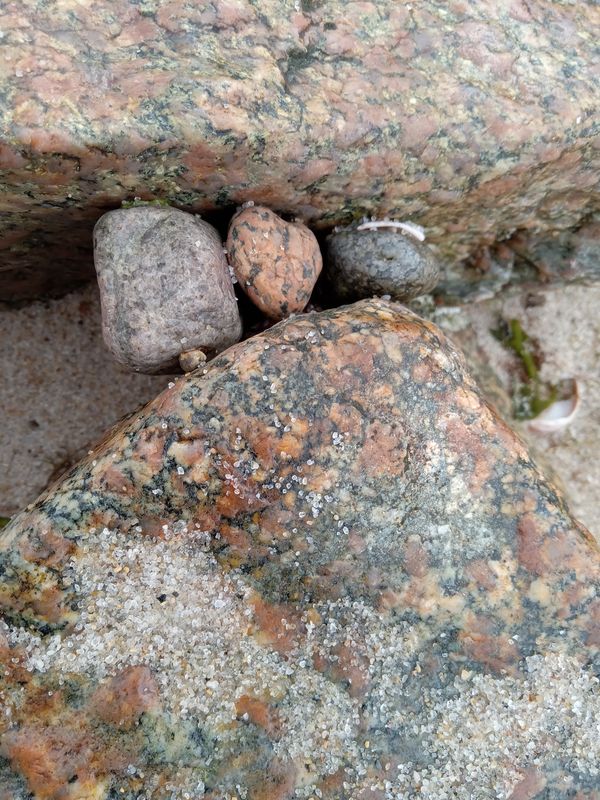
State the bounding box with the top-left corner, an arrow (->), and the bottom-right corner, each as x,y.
94,207 -> 242,373
325,226 -> 440,302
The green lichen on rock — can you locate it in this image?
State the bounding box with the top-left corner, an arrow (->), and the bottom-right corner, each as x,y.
120,198 -> 172,209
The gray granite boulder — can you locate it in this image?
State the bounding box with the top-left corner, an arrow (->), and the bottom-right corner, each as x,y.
93,206 -> 242,373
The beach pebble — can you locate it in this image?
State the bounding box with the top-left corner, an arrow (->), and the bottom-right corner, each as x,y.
226,205 -> 322,320
178,347 -> 207,373
94,207 -> 242,373
325,225 -> 440,302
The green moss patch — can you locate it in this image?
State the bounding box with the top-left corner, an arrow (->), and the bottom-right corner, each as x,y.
492,318 -> 559,420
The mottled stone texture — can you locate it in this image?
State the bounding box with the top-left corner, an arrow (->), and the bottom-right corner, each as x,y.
325,227 -> 440,302
94,207 -> 241,373
437,213 -> 600,302
1,301 -> 598,799
1,1 -> 599,300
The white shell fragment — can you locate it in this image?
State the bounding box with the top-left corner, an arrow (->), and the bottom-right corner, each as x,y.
356,219 -> 426,241
528,381 -> 580,434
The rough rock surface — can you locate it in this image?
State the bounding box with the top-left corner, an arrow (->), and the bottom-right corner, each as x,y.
1,1 -> 599,300
227,206 -> 322,320
326,226 -> 440,302
1,300 -> 599,799
94,206 -> 241,373
437,213 -> 600,303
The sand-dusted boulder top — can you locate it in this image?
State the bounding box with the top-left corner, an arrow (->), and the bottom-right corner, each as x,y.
1,300 -> 598,799
1,0 -> 599,299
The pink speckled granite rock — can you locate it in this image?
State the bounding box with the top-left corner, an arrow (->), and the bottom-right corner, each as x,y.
0,1 -> 599,300
1,300 -> 598,799
227,206 -> 322,320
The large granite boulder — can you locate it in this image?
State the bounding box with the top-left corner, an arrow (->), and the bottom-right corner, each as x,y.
1,300 -> 599,799
1,1 -> 599,300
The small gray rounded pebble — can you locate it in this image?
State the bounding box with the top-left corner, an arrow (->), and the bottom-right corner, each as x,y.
94,207 -> 242,373
326,226 -> 440,302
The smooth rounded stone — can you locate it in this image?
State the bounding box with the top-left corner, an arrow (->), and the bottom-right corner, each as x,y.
226,205 -> 322,320
93,207 -> 242,373
178,347 -> 207,373
1,300 -> 599,799
325,225 -> 441,302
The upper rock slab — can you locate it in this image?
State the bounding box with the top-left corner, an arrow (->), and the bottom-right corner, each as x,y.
0,0 -> 599,298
